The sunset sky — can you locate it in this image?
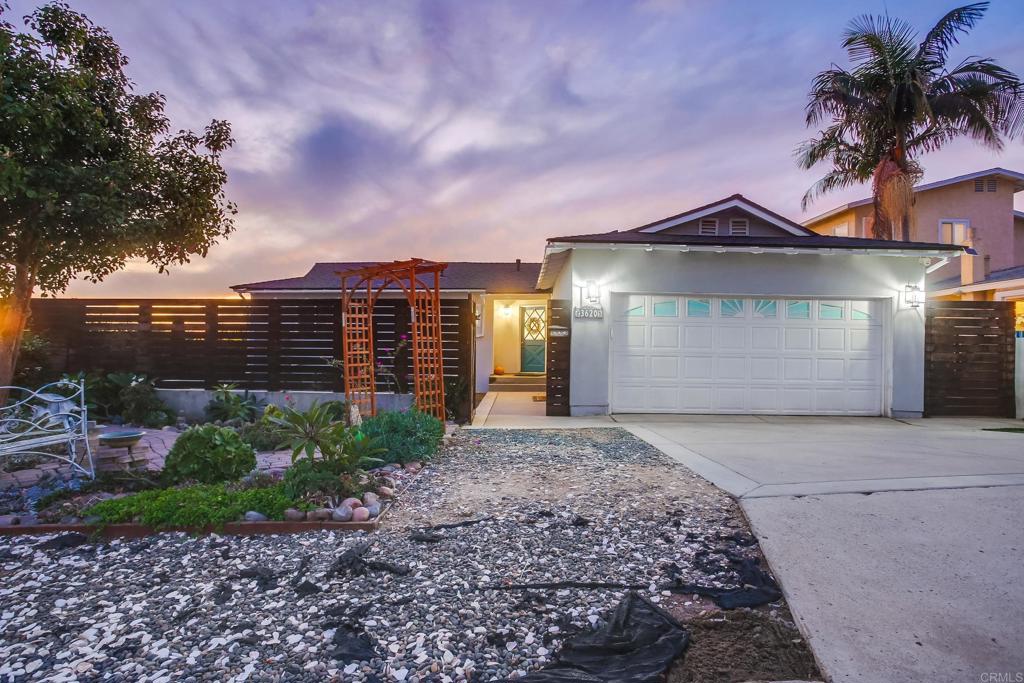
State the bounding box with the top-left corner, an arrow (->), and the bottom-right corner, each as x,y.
14,0 -> 1024,297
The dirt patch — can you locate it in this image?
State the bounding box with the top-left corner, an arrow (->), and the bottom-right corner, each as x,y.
667,609 -> 821,683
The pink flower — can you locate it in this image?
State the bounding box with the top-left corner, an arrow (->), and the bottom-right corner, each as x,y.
399,334 -> 408,341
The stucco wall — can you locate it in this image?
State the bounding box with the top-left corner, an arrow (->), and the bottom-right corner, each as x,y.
559,248 -> 928,417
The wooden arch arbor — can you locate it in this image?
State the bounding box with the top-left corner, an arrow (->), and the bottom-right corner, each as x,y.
337,259 -> 447,420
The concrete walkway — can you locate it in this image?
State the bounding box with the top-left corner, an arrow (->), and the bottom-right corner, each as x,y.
615,415 -> 1024,682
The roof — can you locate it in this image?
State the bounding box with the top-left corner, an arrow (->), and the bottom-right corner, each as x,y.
232,261 -> 544,294
630,194 -> 815,236
803,167 -> 1024,226
546,230 -> 964,252
932,263 -> 1024,292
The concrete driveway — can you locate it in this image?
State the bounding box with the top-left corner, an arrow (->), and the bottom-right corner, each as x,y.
621,415 -> 1024,682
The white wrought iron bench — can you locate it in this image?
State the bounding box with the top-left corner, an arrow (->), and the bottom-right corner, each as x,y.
0,379 -> 94,479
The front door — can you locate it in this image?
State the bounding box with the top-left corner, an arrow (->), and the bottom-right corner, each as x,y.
520,305 -> 547,373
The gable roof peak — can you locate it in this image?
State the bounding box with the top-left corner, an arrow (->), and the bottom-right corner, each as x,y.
629,194 -> 814,236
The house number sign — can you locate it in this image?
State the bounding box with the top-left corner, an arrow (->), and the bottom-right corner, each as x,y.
573,306 -> 604,320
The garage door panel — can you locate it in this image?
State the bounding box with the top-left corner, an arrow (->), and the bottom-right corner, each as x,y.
816,358 -> 845,381
849,329 -> 877,352
611,295 -> 883,415
717,356 -> 747,379
816,328 -> 846,351
783,357 -> 813,380
683,356 -> 713,379
614,354 -> 646,380
784,328 -> 813,350
649,355 -> 679,380
684,326 -> 713,349
681,386 -> 713,410
714,387 -> 747,411
750,357 -> 779,380
751,327 -> 780,350
650,325 -> 681,349
717,326 -> 746,349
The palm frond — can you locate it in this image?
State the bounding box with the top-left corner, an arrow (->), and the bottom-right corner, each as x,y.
916,3 -> 988,69
801,170 -> 861,211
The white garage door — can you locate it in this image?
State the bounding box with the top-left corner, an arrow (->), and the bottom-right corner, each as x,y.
611,295 -> 884,415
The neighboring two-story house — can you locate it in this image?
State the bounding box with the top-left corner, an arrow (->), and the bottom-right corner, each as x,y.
803,168 -> 1024,303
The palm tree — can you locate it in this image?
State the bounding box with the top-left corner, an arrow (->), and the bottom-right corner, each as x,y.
798,3 -> 1024,240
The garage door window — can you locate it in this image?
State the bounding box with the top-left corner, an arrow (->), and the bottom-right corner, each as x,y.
720,299 -> 744,317
623,295 -> 645,317
653,298 -> 678,317
851,302 -> 872,320
786,300 -> 810,319
819,302 -> 844,320
753,300 -> 777,318
686,298 -> 711,317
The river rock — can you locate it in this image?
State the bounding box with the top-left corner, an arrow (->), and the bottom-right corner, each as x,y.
331,506 -> 353,522
243,511 -> 268,522
284,508 -> 305,522
351,507 -> 371,522
341,497 -> 363,509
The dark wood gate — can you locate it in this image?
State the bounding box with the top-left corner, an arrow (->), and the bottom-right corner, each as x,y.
924,300 -> 1016,417
545,299 -> 571,416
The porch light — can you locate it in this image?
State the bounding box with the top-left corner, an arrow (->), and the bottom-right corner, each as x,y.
904,284 -> 922,308
502,303 -> 514,318
585,280 -> 600,303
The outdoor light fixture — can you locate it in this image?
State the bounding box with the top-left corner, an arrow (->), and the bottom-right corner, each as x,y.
502,303 -> 514,318
904,284 -> 922,308
585,280 -> 600,303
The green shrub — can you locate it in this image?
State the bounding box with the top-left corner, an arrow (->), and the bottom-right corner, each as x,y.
120,382 -> 175,427
13,332 -> 53,387
205,384 -> 267,423
85,483 -> 296,529
162,425 -> 256,485
235,421 -> 284,452
359,409 -> 444,464
281,457 -> 358,505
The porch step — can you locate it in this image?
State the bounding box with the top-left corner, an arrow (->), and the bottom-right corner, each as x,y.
489,375 -> 546,392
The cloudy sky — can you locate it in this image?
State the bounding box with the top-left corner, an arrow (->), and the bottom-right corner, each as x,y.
14,0 -> 1024,296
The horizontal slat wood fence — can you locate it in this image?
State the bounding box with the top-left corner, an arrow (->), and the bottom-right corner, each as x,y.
924,300 -> 1015,417
28,298 -> 473,420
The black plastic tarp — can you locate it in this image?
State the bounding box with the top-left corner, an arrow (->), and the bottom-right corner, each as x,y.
509,593 -> 690,683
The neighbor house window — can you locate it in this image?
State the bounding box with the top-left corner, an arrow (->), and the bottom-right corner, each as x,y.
729,218 -> 749,236
861,216 -> 874,238
686,298 -> 711,317
939,220 -> 969,244
698,218 -> 718,236
832,223 -> 849,237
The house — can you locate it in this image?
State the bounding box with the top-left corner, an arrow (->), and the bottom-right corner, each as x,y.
231,261 -> 546,398
536,195 -> 962,417
235,194 -> 964,419
802,167 -> 1024,305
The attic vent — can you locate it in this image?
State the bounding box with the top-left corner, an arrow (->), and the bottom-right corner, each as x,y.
986,178 -> 997,192
974,179 -> 984,192
729,218 -> 749,236
698,218 -> 718,236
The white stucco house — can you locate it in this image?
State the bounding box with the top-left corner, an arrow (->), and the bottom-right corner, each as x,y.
234,194 -> 966,419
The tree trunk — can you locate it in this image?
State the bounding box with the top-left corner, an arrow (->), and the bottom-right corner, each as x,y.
0,262 -> 37,395
901,214 -> 911,242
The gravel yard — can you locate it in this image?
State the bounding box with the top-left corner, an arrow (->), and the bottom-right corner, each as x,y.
0,428 -> 817,682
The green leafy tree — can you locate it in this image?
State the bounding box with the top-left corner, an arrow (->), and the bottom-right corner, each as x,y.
797,2 -> 1023,239
0,2 -> 236,389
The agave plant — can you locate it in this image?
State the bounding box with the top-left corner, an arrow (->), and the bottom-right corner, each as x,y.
266,401 -> 386,471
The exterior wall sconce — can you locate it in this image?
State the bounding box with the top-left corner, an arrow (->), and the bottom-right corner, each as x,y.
904,284 -> 922,309
585,280 -> 600,303
502,303 -> 514,318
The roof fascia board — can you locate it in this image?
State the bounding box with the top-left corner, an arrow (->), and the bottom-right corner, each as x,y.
545,241 -> 962,258
638,198 -> 808,236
